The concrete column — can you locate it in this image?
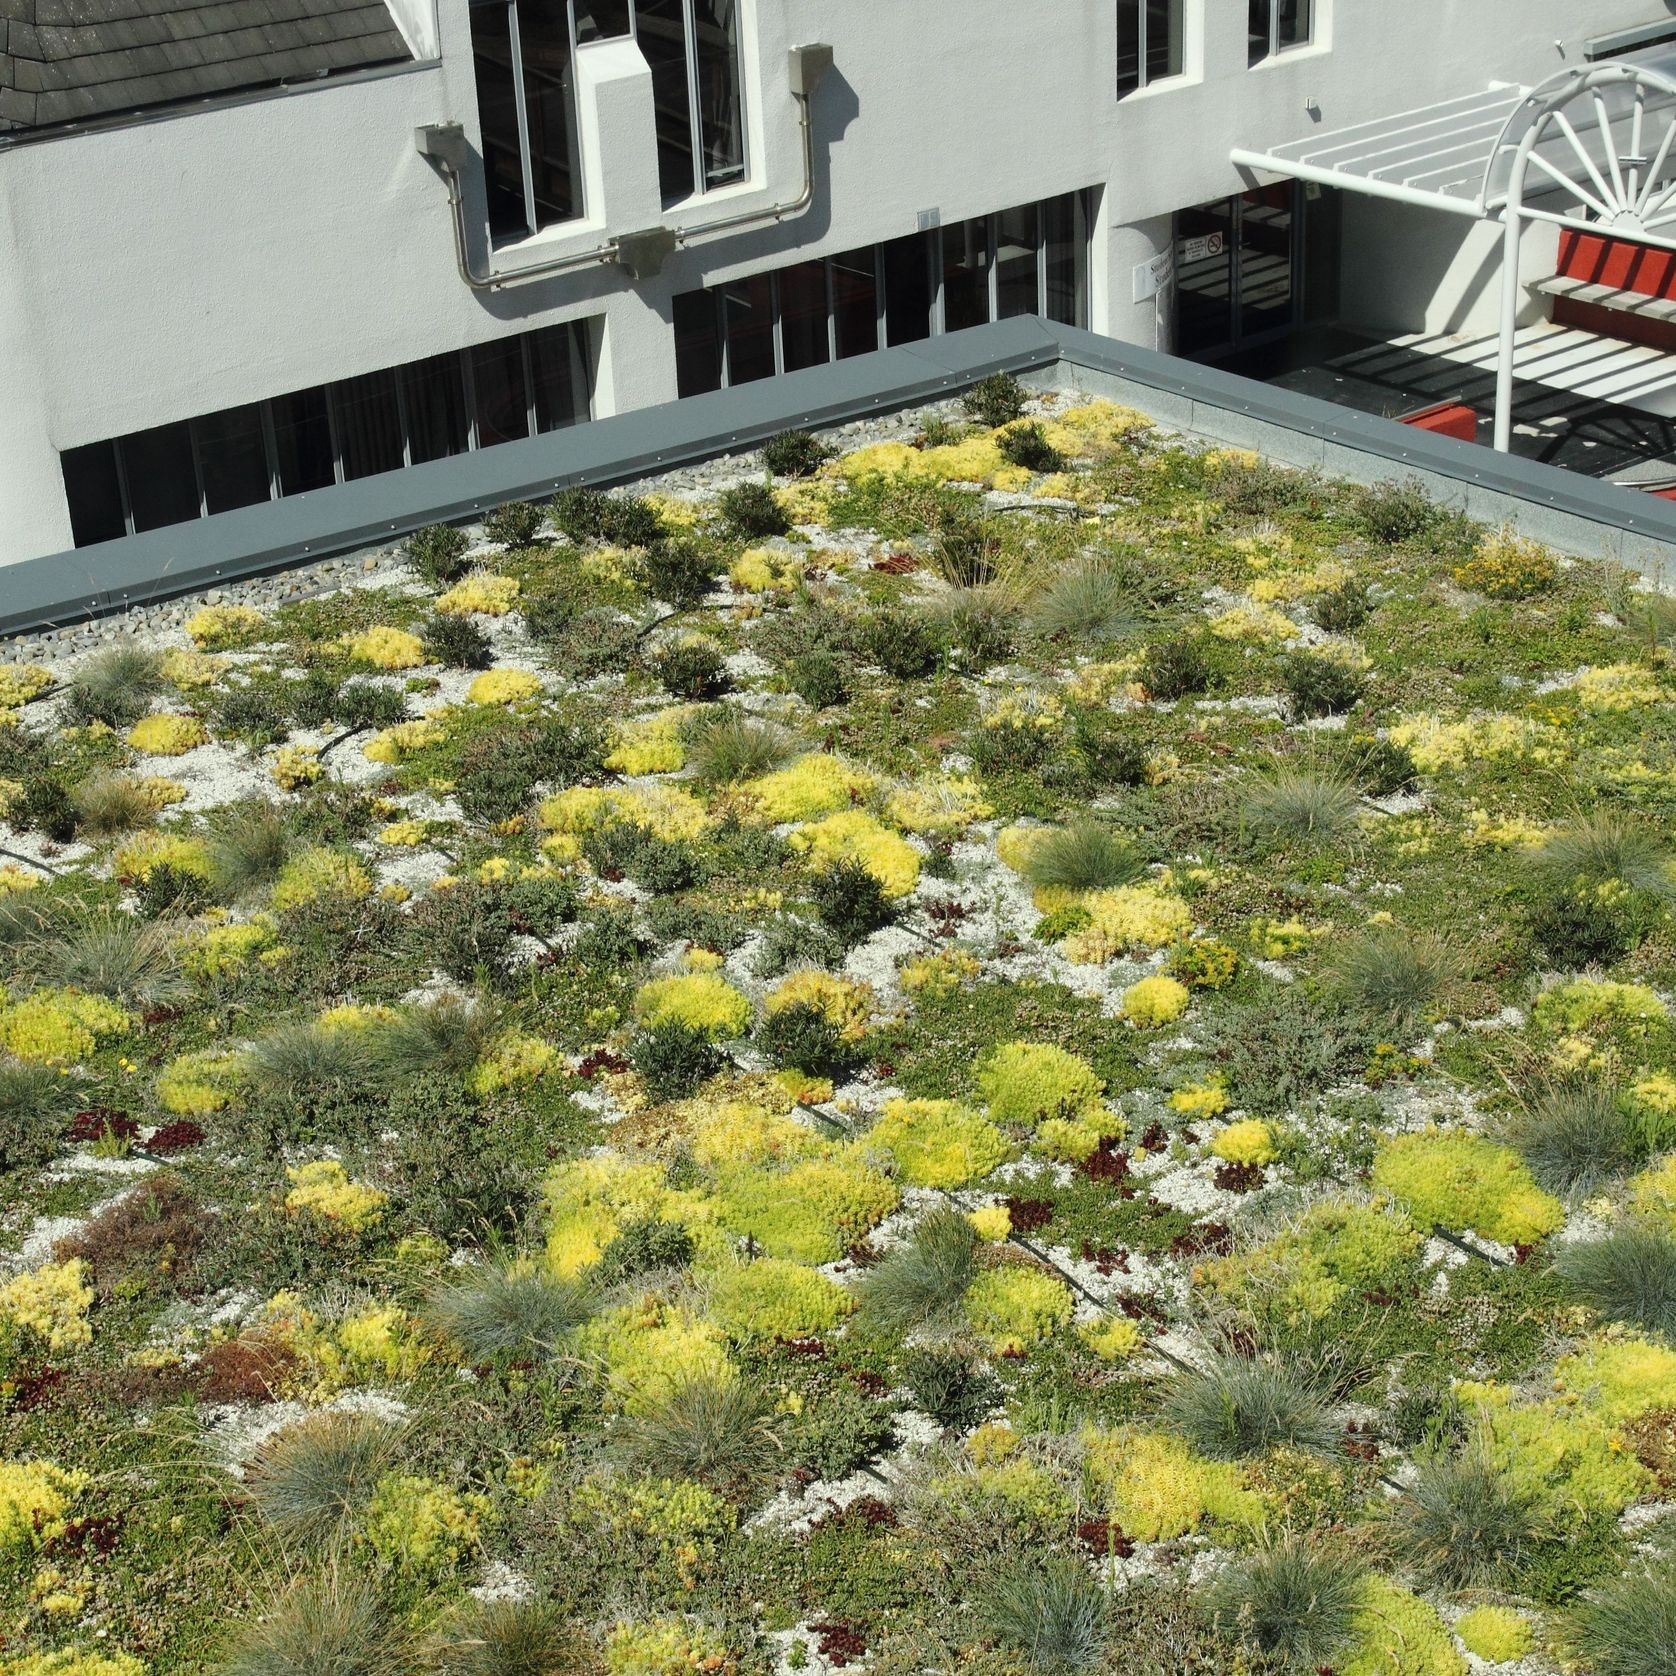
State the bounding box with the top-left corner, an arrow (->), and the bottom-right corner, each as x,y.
1096,211 -> 1177,354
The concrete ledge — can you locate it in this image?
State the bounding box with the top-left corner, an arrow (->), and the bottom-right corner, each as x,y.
7,315 -> 1676,638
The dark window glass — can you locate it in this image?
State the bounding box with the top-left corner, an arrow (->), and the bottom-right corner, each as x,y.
1278,0 -> 1311,50
1249,0 -> 1270,63
519,0 -> 581,229
471,1 -> 531,241
882,232 -> 932,347
995,204 -> 1039,319
333,369 -> 405,481
472,337 -> 532,447
194,404 -> 271,515
674,289 -> 724,396
1175,198 -> 1236,356
692,0 -> 744,191
722,272 -> 775,384
831,248 -> 879,359
271,388 -> 336,496
531,322 -> 591,431
779,260 -> 830,373
122,422 -> 199,532
1238,183 -> 1295,339
1116,1 -> 1141,96
404,354 -> 471,465
1147,0 -> 1183,81
637,0 -> 695,204
1043,193 -> 1084,327
941,218 -> 992,333
573,0 -> 632,40
62,442 -> 126,547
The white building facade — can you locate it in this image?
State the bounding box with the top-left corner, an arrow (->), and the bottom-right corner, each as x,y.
0,0 -> 1660,567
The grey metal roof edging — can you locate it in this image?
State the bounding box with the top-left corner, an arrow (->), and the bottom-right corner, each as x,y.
6,313 -> 1676,640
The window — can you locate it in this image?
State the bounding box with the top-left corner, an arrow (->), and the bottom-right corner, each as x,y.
1249,0 -> 1311,65
1117,0 -> 1184,97
671,191 -> 1094,394
468,0 -> 582,243
1174,187 -> 1301,358
572,0 -> 632,40
59,323 -> 597,546
637,0 -> 746,205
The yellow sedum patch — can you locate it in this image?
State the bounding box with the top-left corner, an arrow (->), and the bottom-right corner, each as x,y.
284,1160 -> 388,1233
0,1261 -> 93,1351
742,753 -> 875,820
964,1264 -> 1074,1353
1085,1429 -> 1266,1542
186,603 -> 265,648
126,714 -> 207,756
634,973 -> 752,1042
435,573 -> 520,615
790,809 -> 920,898
342,625 -> 425,669
0,1460 -> 89,1554
868,1097 -> 1008,1188
468,667 -> 542,706
1061,883 -> 1194,964
1211,1118 -> 1278,1168
1118,974 -> 1190,1027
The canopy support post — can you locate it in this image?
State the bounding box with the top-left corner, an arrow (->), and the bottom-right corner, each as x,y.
1493,138 -> 1537,454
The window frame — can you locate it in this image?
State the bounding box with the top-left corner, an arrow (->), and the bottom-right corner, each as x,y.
1249,0 -> 1313,67
1117,0 -> 1186,98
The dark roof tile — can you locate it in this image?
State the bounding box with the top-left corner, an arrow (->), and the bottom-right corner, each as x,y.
1,0 -> 411,133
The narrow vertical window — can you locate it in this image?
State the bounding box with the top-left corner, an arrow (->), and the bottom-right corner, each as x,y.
332,369 -> 406,481
722,273 -> 775,384
471,337 -> 532,447
831,248 -> 881,359
193,405 -> 272,514
1118,0 -> 1183,97
1043,193 -> 1086,328
468,0 -> 581,244
674,289 -> 724,395
1250,0 -> 1310,64
941,217 -> 992,333
270,389 -> 336,496
638,0 -> 744,204
530,321 -> 592,430
62,442 -> 127,547
882,232 -> 933,347
995,204 -> 1040,319
121,422 -> 199,531
778,260 -> 831,373
403,354 -> 471,464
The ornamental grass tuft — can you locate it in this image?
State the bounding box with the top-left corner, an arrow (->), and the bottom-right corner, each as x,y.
219,1569 -> 409,1676
685,708 -> 797,784
1324,925 -> 1464,1033
1160,1353 -> 1337,1461
854,1206 -> 978,1338
614,1373 -> 782,1490
242,1411 -> 401,1551
1564,1564 -> 1676,1676
1238,766 -> 1360,845
1392,1438 -> 1542,1590
1206,1534 -> 1362,1667
1502,1080 -> 1642,1201
1021,821 -> 1146,894
426,1260 -> 597,1364
973,1553 -> 1110,1674
1552,1221 -> 1676,1338
427,1594 -> 589,1676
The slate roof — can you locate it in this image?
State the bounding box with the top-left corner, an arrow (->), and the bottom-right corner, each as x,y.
0,0 -> 413,135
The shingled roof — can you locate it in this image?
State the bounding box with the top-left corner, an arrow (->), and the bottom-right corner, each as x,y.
0,0 -> 414,135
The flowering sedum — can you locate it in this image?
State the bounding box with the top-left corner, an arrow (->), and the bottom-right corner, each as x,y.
1630,1153 -> 1676,1226
270,744 -> 322,790
0,1460 -> 88,1556
977,1041 -> 1104,1129
1118,974 -> 1190,1027
867,1097 -> 1008,1188
577,1297 -> 734,1414
0,664 -> 53,710
1550,1331 -> 1676,1423
1085,1429 -> 1265,1541
1078,1314 -> 1143,1360
717,1148 -> 898,1264
186,603 -> 265,648
465,1030 -> 559,1095
0,1260 -> 93,1351
1565,661 -> 1664,712
741,753 -> 875,820
885,774 -> 992,834
435,572 -> 520,615
1387,711 -> 1553,774
1060,883 -> 1194,963
1532,977 -> 1666,1033
967,1203 -> 1012,1242
1372,1129 -> 1563,1245
362,716 -> 445,763
283,1160 -> 388,1233
702,1257 -> 853,1340
605,709 -> 690,775
269,847 -> 372,911
468,667 -> 542,706
764,970 -> 873,1040
540,784 -> 710,849
0,987 -> 130,1064
604,1615 -> 736,1676
343,625 -> 425,669
1453,1606 -> 1531,1665
1168,1078 -> 1229,1120
543,1153 -> 722,1277
729,547 -> 803,593
964,1264 -> 1073,1353
363,1473 -> 483,1575
634,973 -> 752,1041
1,1652 -> 147,1676
156,1046 -> 245,1114
1452,528 -> 1558,600
126,713 -> 207,755
1208,601 -> 1296,642
1210,1118 -> 1277,1167
789,809 -> 920,897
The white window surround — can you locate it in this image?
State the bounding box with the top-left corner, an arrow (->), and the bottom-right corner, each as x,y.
1117,0 -> 1193,98
1248,0 -> 1327,68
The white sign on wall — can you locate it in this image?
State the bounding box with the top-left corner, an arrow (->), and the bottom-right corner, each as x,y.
1180,231 -> 1225,265
1132,251 -> 1174,303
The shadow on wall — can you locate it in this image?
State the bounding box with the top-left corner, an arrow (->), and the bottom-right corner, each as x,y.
1337,195 -> 1557,339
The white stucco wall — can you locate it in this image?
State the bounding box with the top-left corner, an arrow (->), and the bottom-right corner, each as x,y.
0,0 -> 1661,564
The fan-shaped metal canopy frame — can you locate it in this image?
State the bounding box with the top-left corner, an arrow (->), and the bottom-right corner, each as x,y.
1231,50 -> 1676,450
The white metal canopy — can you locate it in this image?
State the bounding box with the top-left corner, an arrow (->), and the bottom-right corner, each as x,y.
1230,50 -> 1676,450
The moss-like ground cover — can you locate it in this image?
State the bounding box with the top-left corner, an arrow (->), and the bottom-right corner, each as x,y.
0,384 -> 1673,1675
